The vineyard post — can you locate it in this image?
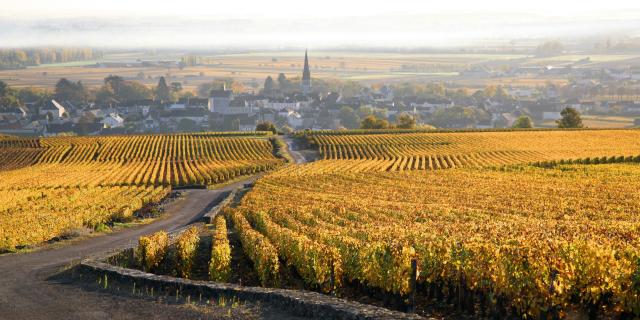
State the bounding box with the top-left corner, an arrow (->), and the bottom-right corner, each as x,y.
408,258 -> 418,313
330,260 -> 336,297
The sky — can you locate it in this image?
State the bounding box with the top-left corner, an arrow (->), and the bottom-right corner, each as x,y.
1,0 -> 640,48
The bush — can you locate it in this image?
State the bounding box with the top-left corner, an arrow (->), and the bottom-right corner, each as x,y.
256,121 -> 277,134
175,226 -> 200,278
230,210 -> 279,286
136,231 -> 169,272
209,215 -> 231,282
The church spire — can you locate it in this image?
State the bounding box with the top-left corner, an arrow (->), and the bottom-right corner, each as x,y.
302,49 -> 311,94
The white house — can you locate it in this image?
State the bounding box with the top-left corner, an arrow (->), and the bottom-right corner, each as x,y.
285,110 -> 304,128
208,88 -> 233,113
39,100 -> 67,119
264,100 -> 301,111
101,113 -> 125,128
0,107 -> 28,120
411,99 -> 453,114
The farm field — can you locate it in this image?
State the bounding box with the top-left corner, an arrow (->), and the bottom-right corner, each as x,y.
536,116 -> 638,129
0,132 -> 282,251
0,50 -> 589,90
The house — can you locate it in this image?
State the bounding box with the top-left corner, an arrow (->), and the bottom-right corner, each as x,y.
161,108 -> 209,129
223,99 -> 259,115
143,114 -> 160,131
208,87 -> 233,113
39,100 -> 67,119
264,99 -> 301,111
284,110 -> 304,128
117,99 -> 154,117
238,118 -> 257,131
179,97 -> 209,109
502,113 -> 518,127
101,113 -> 125,128
411,98 -> 453,114
0,107 -> 28,120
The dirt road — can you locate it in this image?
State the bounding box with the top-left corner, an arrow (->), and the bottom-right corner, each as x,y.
0,176 -> 283,320
282,137 -> 310,164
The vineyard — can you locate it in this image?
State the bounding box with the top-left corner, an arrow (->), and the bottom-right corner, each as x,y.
0,132 -> 282,251
307,129 -> 640,171
5,128 -> 640,318
230,161 -> 640,318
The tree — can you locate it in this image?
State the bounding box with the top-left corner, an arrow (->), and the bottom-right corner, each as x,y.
512,116 -> 533,128
360,115 -> 389,129
170,82 -> 183,94
557,107 -> 583,128
263,76 -> 275,93
256,121 -> 277,134
0,81 -> 7,97
430,106 -> 487,128
536,40 -> 564,57
155,76 -> 171,102
94,85 -> 117,105
338,107 -> 360,129
118,81 -> 152,101
77,113 -> 97,135
104,75 -> 125,95
277,73 -> 290,91
54,78 -> 87,104
178,118 -> 198,132
395,113 -> 416,129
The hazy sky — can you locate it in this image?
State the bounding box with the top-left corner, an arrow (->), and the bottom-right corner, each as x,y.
3,0 -> 640,18
1,0 -> 640,48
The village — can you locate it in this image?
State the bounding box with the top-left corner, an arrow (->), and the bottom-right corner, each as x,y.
1,51 -> 640,136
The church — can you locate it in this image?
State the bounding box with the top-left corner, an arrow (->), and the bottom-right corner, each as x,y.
302,50 -> 311,94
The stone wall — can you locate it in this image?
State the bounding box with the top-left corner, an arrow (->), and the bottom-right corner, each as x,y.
80,254 -> 423,320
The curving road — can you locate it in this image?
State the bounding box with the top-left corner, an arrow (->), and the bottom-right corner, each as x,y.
0,176 -> 260,320
282,137 -> 309,164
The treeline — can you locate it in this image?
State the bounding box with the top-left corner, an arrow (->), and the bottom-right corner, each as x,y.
0,74 -> 195,108
0,48 -> 102,69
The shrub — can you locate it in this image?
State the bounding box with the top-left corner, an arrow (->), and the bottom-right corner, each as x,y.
176,226 -> 200,278
136,231 -> 169,272
209,215 -> 231,282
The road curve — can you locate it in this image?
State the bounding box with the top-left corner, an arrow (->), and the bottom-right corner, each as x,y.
0,176 -> 258,320
282,137 -> 308,164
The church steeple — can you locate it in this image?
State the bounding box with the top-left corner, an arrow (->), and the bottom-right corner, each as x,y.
302,49 -> 311,94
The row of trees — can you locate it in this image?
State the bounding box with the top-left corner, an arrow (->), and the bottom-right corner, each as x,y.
0,75 -> 195,109
360,114 -> 417,130
0,48 -> 101,69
